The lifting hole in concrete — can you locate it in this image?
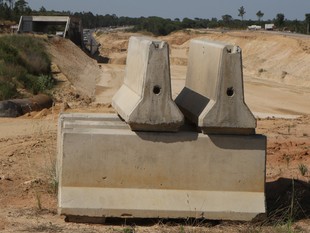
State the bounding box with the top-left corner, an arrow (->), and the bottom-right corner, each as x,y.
226,87 -> 234,97
153,85 -> 161,95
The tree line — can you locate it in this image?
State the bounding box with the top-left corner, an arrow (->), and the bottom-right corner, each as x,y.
1,1 -> 309,36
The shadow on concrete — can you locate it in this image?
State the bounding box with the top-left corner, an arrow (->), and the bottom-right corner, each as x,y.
83,41 -> 110,64
208,134 -> 266,150
65,215 -> 221,227
135,130 -> 199,143
135,122 -> 199,143
175,87 -> 210,118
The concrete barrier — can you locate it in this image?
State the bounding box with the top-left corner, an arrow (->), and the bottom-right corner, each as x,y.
57,38 -> 267,222
175,39 -> 256,134
57,113 -> 266,221
112,36 -> 184,132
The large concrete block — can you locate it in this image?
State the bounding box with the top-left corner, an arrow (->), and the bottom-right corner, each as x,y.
175,39 -> 256,134
112,36 -> 184,132
57,113 -> 266,221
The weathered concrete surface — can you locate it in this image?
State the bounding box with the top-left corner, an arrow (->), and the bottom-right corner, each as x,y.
112,36 -> 184,132
175,39 -> 256,134
57,113 -> 266,221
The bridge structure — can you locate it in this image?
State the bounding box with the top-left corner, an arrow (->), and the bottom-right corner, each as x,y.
17,16 -> 82,45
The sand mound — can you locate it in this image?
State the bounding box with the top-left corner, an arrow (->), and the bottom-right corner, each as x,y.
95,30 -> 310,88
201,31 -> 310,88
94,32 -> 133,65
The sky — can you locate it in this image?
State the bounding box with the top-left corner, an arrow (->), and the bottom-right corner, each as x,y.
26,0 -> 310,20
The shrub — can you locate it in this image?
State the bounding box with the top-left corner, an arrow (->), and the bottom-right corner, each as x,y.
33,74 -> 54,94
20,74 -> 54,95
298,164 -> 308,176
0,40 -> 21,65
0,35 -> 53,99
1,35 -> 51,75
0,81 -> 17,100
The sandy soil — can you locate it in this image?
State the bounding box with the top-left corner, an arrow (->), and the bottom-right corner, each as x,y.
95,30 -> 310,88
0,30 -> 310,232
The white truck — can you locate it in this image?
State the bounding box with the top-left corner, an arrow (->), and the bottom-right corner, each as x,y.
265,24 -> 275,30
248,25 -> 262,30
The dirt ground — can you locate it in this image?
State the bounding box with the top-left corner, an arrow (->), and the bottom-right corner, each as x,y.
0,30 -> 310,232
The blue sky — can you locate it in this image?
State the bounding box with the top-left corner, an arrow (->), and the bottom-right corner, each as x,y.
26,0 -> 310,20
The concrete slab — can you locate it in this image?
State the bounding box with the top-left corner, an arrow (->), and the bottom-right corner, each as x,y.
112,36 -> 184,132
57,113 -> 266,221
175,39 -> 256,134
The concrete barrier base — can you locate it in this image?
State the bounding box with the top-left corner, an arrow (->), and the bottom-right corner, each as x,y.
57,113 -> 266,221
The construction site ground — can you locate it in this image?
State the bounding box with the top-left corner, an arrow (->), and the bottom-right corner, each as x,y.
0,30 -> 309,232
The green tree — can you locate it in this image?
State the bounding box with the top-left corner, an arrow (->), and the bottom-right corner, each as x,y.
238,6 -> 246,21
3,2 -> 11,19
222,14 -> 233,25
5,0 -> 14,9
14,0 -> 28,13
182,17 -> 196,28
256,10 -> 264,22
306,13 -> 310,34
0,1 -> 5,19
275,13 -> 285,27
39,6 -> 46,13
208,17 -> 218,28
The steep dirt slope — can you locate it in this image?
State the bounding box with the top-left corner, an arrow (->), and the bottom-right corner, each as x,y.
47,37 -> 102,99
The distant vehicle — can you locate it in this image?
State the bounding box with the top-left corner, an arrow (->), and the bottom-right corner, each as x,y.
56,31 -> 64,37
265,24 -> 275,30
248,25 -> 262,30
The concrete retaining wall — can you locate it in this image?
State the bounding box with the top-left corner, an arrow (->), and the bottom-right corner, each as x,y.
57,113 -> 266,221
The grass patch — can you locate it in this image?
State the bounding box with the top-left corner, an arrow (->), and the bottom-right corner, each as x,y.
19,74 -> 54,95
260,178 -> 310,233
0,35 -> 53,99
47,157 -> 58,195
0,80 -> 17,100
298,164 -> 308,177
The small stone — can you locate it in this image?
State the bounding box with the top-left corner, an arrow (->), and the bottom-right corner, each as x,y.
61,102 -> 70,111
6,178 -> 12,181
